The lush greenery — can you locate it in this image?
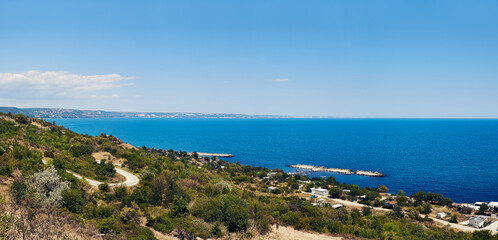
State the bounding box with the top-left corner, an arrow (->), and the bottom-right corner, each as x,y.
0,112 -> 496,239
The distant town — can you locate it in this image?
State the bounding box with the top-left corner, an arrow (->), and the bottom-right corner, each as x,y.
0,107 -> 293,119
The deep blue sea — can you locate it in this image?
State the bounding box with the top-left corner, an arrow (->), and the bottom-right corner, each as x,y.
47,118 -> 498,203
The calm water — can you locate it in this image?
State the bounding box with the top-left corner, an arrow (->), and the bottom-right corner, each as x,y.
48,118 -> 498,203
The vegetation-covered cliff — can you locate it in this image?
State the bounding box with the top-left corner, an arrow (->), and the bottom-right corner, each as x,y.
0,112 -> 495,239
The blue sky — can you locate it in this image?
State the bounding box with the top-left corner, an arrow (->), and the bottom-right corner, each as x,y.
1,0 -> 497,118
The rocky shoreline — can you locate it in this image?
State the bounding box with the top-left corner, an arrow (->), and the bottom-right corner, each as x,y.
289,164 -> 385,177
196,152 -> 234,158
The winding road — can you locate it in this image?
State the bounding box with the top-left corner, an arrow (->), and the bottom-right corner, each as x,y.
42,158 -> 140,187
306,193 -> 498,234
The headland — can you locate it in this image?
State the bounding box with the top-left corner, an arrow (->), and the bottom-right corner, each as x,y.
289,164 -> 385,177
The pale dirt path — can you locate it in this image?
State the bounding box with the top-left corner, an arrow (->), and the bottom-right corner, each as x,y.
483,220 -> 498,234
304,192 -> 497,234
261,225 -> 342,240
42,157 -> 139,187
424,216 -> 476,232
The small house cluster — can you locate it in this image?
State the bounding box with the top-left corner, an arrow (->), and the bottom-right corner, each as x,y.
468,216 -> 487,228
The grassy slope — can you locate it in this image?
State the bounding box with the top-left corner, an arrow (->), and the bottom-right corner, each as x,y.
0,112 -> 495,240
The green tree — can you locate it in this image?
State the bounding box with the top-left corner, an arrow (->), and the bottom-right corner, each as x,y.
377,185 -> 389,193
362,206 -> 372,216
450,214 -> 458,223
393,205 -> 404,218
413,191 -> 427,202
221,195 -> 249,232
62,188 -> 85,213
420,202 -> 432,214
329,188 -> 342,198
170,195 -> 188,217
70,144 -> 94,157
395,190 -> 408,206
477,203 -> 489,215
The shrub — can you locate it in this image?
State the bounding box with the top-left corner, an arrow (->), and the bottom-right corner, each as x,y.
62,188 -> 85,213
70,144 -> 94,157
191,197 -> 223,222
170,195 -> 188,217
210,222 -> 223,238
281,211 -> 300,226
99,182 -> 110,192
30,165 -> 70,208
221,194 -> 249,232
98,217 -> 120,234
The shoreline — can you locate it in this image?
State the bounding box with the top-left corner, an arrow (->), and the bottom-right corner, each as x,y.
289,164 -> 385,177
195,152 -> 234,158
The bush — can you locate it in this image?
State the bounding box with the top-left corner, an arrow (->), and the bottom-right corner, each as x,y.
191,197 -> 223,222
70,144 -> 94,157
221,194 -> 249,232
30,165 -> 70,208
62,188 -> 85,213
281,211 -> 300,225
99,182 -> 110,192
98,217 -> 120,234
0,165 -> 12,176
96,160 -> 116,180
210,222 -> 223,238
329,188 -> 342,198
450,215 -> 458,223
170,195 -> 188,217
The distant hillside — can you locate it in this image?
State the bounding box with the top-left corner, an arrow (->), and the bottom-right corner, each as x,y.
0,107 -> 284,119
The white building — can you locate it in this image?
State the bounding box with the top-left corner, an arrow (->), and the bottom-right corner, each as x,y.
461,204 -> 480,211
488,202 -> 498,209
474,202 -> 485,207
268,186 -> 278,192
311,187 -> 329,196
469,216 -> 487,228
436,212 -> 446,219
331,204 -> 343,209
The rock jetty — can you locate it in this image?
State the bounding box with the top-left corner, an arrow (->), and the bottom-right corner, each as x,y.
289,164 -> 385,177
355,170 -> 385,177
197,152 -> 234,158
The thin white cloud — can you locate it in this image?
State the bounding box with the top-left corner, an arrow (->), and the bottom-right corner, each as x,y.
272,78 -> 289,82
0,70 -> 134,99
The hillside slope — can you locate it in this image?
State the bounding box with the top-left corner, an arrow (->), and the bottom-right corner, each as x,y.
0,112 -> 495,240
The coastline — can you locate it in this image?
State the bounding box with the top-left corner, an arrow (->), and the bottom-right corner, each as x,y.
289,164 -> 385,177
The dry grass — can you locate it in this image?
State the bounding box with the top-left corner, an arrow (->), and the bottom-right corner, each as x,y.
260,225 -> 342,240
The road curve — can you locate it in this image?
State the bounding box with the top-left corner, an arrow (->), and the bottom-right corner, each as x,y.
42,159 -> 140,187
69,167 -> 139,187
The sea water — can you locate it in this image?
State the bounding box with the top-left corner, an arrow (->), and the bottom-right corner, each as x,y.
48,118 -> 498,203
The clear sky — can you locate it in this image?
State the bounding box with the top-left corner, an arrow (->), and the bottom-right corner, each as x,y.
1,0 -> 497,118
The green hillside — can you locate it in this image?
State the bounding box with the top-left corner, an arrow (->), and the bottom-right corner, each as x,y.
0,112 -> 495,239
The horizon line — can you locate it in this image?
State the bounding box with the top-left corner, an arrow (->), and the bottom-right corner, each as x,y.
1,106 -> 498,120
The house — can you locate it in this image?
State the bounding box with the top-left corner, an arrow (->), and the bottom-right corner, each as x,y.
488,202 -> 498,210
331,204 -> 343,209
268,186 -> 278,192
357,195 -> 367,201
436,212 -> 446,219
474,202 -> 485,207
267,172 -> 278,177
311,187 -> 329,196
461,204 -> 480,211
468,216 -> 487,228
